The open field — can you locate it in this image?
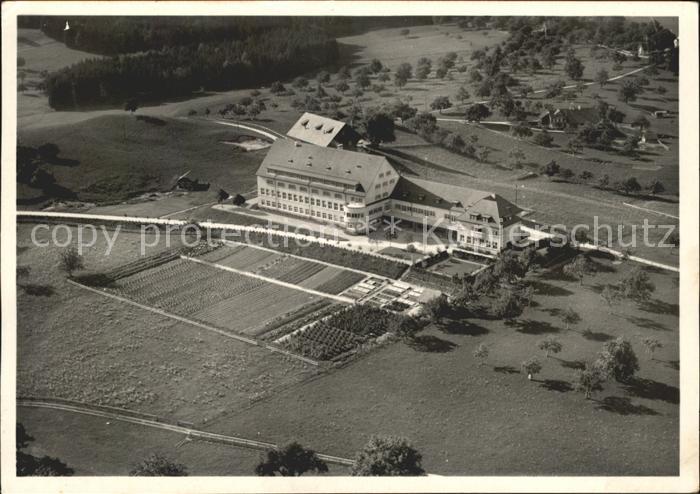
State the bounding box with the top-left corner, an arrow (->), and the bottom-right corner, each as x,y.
206,254 -> 679,475
18,115 -> 265,205
16,225 -> 316,422
17,29 -> 100,119
16,406 -> 268,476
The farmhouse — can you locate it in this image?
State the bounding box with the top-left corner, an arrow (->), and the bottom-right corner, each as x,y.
536,106 -> 599,130
286,112 -> 361,149
256,127 -> 523,254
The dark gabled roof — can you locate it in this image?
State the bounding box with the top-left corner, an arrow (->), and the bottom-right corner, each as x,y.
287,112 -> 350,147
256,139 -> 390,193
389,177 -> 521,224
556,107 -> 599,126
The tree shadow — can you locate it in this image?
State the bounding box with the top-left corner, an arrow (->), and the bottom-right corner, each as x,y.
529,280 -> 573,297
664,359 -> 679,371
440,319 -> 489,336
507,319 -> 560,335
407,335 -> 457,353
493,365 -> 520,374
557,358 -> 586,370
623,377 -> 679,404
595,396 -> 659,416
581,329 -> 614,342
540,379 -> 573,393
640,299 -> 679,317
625,315 -> 670,332
19,283 -> 55,296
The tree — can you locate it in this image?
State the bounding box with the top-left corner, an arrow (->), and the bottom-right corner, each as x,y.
596,337 -> 639,382
533,130 -> 553,147
270,81 -> 286,93
394,63 -> 413,88
491,288 -> 524,320
389,315 -> 421,340
564,255 -> 593,284
216,189 -> 230,203
600,284 -> 622,310
622,134 -> 639,156
598,174 -> 610,189
369,58 -> 383,74
456,86 -> 471,104
351,435 -> 424,476
354,68 -> 371,89
511,122 -> 532,138
595,69 -> 610,87
473,343 -> 490,366
316,70 -> 331,84
564,53 -> 585,80
387,99 -> 417,122
430,96 -> 452,114
579,170 -> 594,182
130,454 -> 187,476
424,294 -> 450,324
631,114 -> 650,130
521,357 -> 542,380
641,337 -> 662,360
574,362 -> 606,399
646,180 -> 665,197
618,78 -> 642,103
415,58 -> 432,80
16,423 -> 75,476
621,268 -> 655,302
292,76 -> 309,89
37,143 -> 60,162
619,176 -> 642,195
465,103 -> 491,122
59,246 -> 84,277
255,442 -> 328,476
541,160 -> 560,177
561,307 -> 581,330
360,108 -> 395,146
124,98 -> 138,114
538,336 -> 563,358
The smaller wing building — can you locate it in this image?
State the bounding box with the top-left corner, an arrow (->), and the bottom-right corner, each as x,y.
286,112 -> 361,149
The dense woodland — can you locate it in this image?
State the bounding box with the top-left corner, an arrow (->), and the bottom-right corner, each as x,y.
21,16 -> 678,110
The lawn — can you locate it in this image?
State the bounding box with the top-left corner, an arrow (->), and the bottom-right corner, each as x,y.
204,254 -> 679,476
16,225 -> 316,423
17,115 -> 265,205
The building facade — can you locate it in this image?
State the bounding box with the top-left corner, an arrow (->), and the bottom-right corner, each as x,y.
256,119 -> 523,254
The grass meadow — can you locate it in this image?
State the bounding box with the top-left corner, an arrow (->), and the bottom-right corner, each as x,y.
16,225 -> 317,422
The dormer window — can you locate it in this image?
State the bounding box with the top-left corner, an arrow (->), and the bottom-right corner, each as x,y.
315,123 -> 323,130
300,119 -> 309,128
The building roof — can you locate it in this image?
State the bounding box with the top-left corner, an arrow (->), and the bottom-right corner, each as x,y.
286,112 -> 350,147
390,176 -> 521,224
256,138 -> 390,193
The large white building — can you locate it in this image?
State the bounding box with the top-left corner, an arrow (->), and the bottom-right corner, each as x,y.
256,115 -> 523,254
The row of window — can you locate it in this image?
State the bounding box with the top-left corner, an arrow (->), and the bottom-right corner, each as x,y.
374,179 -> 395,190
260,189 -> 344,211
264,179 -> 363,202
266,169 -> 356,192
458,234 -> 499,249
262,200 -> 342,222
393,203 -> 437,217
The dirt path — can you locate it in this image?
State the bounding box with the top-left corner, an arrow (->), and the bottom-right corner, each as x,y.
17,398 -> 354,466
